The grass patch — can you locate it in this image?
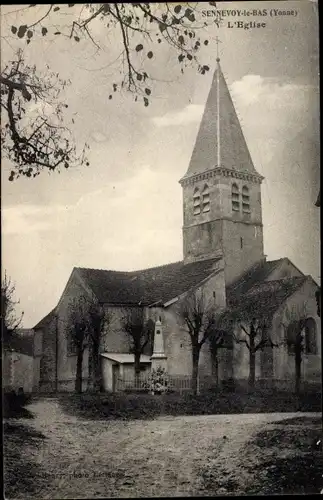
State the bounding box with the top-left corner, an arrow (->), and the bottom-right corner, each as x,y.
57,388 -> 321,421
199,464 -> 241,495
244,415 -> 323,495
255,454 -> 323,495
252,419 -> 320,451
197,415 -> 323,496
4,422 -> 47,499
4,422 -> 46,440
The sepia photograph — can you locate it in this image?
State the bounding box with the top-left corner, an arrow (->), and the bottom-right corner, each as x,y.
1,1 -> 321,498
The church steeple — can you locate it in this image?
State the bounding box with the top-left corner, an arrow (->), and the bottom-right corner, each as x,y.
181,56 -> 261,181
180,53 -> 265,285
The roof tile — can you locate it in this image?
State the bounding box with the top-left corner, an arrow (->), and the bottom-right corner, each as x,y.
226,259 -> 284,299
225,260 -> 307,320
33,308 -> 56,329
77,258 -> 221,306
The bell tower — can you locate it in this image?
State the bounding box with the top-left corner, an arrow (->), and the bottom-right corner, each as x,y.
179,51 -> 265,286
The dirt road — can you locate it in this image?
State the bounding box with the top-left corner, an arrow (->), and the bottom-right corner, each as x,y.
4,398 -> 319,498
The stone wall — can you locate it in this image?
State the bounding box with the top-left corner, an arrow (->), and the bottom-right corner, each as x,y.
272,278 -> 321,384
32,329 -> 42,391
161,269 -> 227,378
222,219 -> 264,286
3,351 -> 34,393
227,278 -> 321,386
38,314 -> 57,392
182,174 -> 264,281
55,273 -> 137,392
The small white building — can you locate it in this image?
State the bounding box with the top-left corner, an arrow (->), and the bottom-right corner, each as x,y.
101,353 -> 152,391
3,329 -> 36,393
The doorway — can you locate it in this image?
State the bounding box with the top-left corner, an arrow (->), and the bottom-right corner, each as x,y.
112,363 -> 120,392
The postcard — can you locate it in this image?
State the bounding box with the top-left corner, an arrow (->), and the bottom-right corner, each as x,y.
2,2 -> 320,498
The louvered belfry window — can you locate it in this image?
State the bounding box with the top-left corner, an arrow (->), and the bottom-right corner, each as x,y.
242,186 -> 251,213
231,183 -> 240,212
193,187 -> 201,215
202,184 -> 210,213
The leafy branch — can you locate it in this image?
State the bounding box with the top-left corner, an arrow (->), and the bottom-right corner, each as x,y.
2,2 -> 222,179
8,3 -> 222,106
1,50 -> 89,180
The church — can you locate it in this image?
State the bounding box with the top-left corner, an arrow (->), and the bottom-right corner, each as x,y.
33,57 -> 321,393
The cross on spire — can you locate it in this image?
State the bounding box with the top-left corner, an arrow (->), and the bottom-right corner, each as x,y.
215,36 -> 222,62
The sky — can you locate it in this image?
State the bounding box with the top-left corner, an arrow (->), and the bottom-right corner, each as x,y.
1,1 -> 320,327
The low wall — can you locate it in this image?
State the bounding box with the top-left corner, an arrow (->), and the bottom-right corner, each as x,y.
40,378 -> 90,393
224,378 -> 321,393
3,351 -> 34,393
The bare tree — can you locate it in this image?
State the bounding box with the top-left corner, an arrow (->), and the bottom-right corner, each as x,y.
209,327 -> 232,388
66,295 -> 111,393
87,301 -> 111,393
121,307 -> 154,386
280,303 -> 308,395
234,317 -> 278,389
180,288 -> 219,395
217,291 -> 280,390
1,271 -> 24,346
66,296 -> 90,393
2,3 -> 221,179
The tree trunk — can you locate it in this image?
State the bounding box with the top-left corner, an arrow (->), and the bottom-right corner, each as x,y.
134,352 -> 141,389
214,348 -> 219,388
248,349 -> 256,389
295,346 -> 302,395
191,347 -> 200,396
87,346 -> 94,392
75,349 -> 83,393
93,344 -> 102,393
211,345 -> 219,388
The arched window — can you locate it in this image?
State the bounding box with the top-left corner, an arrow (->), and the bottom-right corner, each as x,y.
286,320 -> 300,355
68,333 -> 77,355
304,318 -> 317,354
202,184 -> 210,213
193,187 -> 201,215
286,318 -> 317,356
242,186 -> 250,213
231,183 -> 240,212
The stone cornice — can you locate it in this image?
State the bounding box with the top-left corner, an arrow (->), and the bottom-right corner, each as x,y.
183,218 -> 263,229
179,167 -> 264,187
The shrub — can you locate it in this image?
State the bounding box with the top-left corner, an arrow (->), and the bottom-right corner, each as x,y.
148,366 -> 169,394
221,378 -> 236,393
3,388 -> 32,418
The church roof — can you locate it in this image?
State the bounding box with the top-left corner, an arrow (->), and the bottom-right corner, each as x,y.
223,258 -> 312,322
34,308 -> 56,329
226,259 -> 284,299
76,258 -> 221,306
182,60 -> 260,180
224,276 -> 308,322
100,353 -> 151,364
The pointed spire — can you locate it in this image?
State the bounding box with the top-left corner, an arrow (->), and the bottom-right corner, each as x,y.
181,52 -> 261,181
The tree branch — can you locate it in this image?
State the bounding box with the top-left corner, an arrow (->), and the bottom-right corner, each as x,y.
240,324 -> 250,337
27,5 -> 54,29
234,333 -> 250,350
1,75 -> 32,101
